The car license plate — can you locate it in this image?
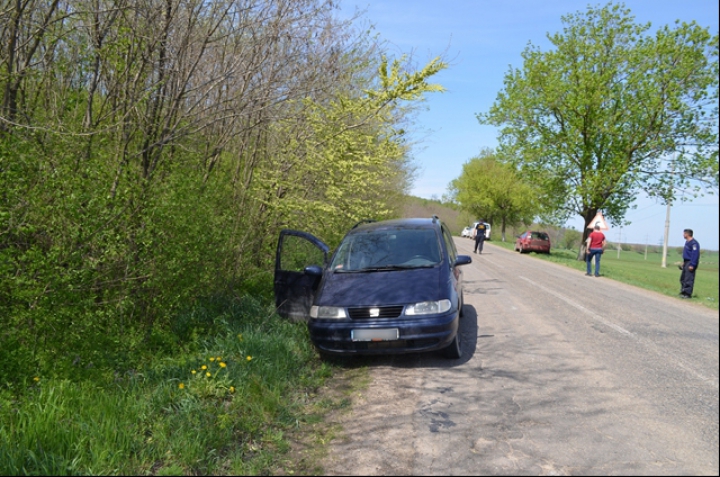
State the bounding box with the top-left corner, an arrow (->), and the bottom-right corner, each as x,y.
351,328 -> 399,342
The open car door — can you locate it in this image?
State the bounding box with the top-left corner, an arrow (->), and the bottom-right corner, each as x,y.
274,230 -> 329,322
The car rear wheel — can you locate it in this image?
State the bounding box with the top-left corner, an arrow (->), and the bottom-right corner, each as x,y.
442,333 -> 462,359
459,291 -> 465,318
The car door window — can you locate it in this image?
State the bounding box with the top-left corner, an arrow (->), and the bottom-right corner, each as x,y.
274,230 -> 329,322
279,234 -> 327,271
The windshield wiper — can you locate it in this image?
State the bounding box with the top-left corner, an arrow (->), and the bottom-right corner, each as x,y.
333,265 -> 404,273
334,263 -> 436,273
359,264 -> 434,272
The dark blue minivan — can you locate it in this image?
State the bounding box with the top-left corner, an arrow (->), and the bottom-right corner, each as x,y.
273,217 -> 471,358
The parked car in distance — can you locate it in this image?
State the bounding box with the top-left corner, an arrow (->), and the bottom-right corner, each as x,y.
470,221 -> 491,240
273,217 -> 472,359
515,231 -> 551,254
461,226 -> 472,238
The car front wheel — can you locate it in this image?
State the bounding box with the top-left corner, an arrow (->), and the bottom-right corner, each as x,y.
442,333 -> 462,359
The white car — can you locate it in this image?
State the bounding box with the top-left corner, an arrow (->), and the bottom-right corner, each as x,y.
461,226 -> 472,238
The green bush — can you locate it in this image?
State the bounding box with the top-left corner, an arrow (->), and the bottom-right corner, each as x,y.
558,228 -> 583,250
0,294 -> 332,475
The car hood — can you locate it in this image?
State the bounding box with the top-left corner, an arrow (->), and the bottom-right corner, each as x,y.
316,266 -> 446,307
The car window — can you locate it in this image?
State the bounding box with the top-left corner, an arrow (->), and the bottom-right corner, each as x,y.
531,232 -> 549,240
279,234 -> 327,272
441,225 -> 457,265
330,228 -> 441,271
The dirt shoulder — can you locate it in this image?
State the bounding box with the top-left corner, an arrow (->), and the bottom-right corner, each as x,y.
273,364 -> 370,476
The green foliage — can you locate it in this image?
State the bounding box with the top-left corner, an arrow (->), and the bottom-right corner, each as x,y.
245,56 -> 447,248
0,5 -> 448,470
556,228 -> 584,250
0,295 -> 338,475
370,56 -> 447,101
478,2 -> 719,231
448,149 -> 538,240
0,0 -> 447,390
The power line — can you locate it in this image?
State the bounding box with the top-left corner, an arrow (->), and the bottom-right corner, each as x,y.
627,211 -> 666,224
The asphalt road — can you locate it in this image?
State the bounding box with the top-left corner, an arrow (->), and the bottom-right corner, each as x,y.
322,238 -> 719,476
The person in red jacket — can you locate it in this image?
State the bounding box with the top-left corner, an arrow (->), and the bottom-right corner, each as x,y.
585,224 -> 606,277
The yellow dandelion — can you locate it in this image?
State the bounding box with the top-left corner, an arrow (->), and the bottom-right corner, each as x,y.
191,370 -> 196,374
246,356 -> 253,361
206,372 -> 211,377
178,383 -> 185,389
219,362 -> 227,368
201,365 -> 207,370
209,357 -> 215,362
229,386 -> 235,393
216,356 -> 222,361
33,376 -> 40,382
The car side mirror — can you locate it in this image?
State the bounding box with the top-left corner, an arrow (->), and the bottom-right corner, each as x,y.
304,265 -> 323,276
454,255 -> 472,266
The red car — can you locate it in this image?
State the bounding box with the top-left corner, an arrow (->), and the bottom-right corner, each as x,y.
514,231 -> 551,254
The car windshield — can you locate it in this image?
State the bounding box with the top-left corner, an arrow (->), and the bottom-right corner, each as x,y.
330,228 -> 441,271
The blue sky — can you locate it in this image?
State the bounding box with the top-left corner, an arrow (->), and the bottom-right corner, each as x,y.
337,0 -> 719,249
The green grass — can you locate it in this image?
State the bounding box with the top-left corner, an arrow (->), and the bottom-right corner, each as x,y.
0,294 -> 349,475
489,240 -> 719,309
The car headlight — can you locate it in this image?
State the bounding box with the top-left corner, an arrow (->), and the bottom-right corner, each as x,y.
405,299 -> 452,316
310,306 -> 347,319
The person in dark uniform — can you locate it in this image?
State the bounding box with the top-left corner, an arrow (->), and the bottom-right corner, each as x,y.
473,220 -> 487,254
679,228 -> 700,299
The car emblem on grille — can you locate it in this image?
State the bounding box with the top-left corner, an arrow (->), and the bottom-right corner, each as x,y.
369,307 -> 380,317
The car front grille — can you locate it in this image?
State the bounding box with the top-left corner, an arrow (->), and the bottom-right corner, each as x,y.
347,305 -> 404,319
318,338 -> 441,352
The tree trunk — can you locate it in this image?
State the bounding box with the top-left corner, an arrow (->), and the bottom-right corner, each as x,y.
577,208 -> 598,260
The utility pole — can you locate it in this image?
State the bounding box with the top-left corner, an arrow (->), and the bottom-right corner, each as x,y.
617,227 -> 622,259
661,157 -> 675,268
661,200 -> 671,268
645,234 -> 648,260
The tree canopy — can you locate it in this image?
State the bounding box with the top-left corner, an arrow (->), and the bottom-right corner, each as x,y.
0,0 -> 446,379
478,2 -> 719,238
448,149 -> 537,241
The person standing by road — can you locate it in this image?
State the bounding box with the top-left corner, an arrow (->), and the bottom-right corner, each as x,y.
473,220 -> 487,254
679,229 -> 700,299
585,224 -> 606,277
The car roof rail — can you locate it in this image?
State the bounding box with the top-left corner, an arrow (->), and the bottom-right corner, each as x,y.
431,215 -> 439,223
351,219 -> 376,229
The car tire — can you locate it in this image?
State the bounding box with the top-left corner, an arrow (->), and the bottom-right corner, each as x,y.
442,333 -> 462,359
459,291 -> 465,318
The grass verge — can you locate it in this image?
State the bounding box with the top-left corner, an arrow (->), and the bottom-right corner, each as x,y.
488,240 -> 719,309
0,294 -> 361,475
